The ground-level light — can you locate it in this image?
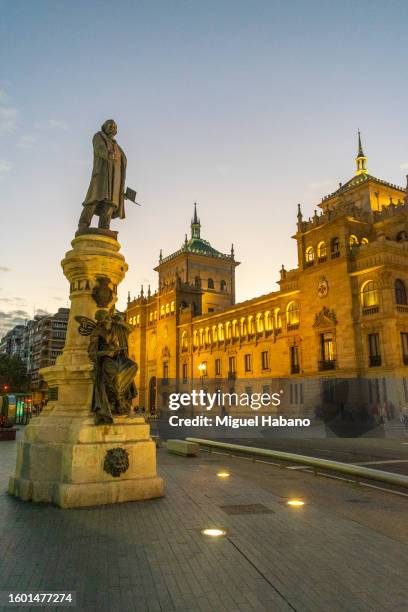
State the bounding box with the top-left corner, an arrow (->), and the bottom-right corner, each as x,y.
217,471 -> 230,478
201,528 -> 226,537
286,499 -> 305,507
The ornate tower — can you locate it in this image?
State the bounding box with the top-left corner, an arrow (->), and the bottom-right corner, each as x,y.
355,130 -> 368,176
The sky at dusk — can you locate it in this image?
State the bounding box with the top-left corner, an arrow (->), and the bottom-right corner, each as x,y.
1,0 -> 408,337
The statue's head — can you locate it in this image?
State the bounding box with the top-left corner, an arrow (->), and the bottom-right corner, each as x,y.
101,119 -> 117,137
95,309 -> 112,330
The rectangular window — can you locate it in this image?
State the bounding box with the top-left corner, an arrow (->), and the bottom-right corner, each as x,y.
368,333 -> 381,366
401,333 -> 408,364
319,333 -> 335,370
162,362 -> 169,384
182,363 -> 188,383
229,356 -> 236,372
261,351 -> 269,370
215,358 -> 221,376
244,354 -> 252,372
290,346 -> 299,374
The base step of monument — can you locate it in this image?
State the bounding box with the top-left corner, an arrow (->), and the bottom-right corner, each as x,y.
9,475 -> 164,508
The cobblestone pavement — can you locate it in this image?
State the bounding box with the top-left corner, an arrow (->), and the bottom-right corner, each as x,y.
1,431 -> 407,612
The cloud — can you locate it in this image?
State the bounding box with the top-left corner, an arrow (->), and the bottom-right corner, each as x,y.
0,161 -> 13,177
0,309 -> 31,338
0,297 -> 27,305
35,308 -> 50,317
17,134 -> 37,149
0,266 -> 11,272
36,119 -> 68,131
0,89 -> 18,133
49,118 -> 68,131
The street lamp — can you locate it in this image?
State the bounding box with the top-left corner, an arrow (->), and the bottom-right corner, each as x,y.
197,362 -> 207,414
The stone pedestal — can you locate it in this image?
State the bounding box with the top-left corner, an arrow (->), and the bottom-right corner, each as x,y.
9,232 -> 164,508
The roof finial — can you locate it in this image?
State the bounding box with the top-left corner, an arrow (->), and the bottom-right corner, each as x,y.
231,243 -> 235,258
356,130 -> 368,176
159,248 -> 163,263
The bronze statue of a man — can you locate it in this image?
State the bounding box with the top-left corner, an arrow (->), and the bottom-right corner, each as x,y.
78,119 -> 127,230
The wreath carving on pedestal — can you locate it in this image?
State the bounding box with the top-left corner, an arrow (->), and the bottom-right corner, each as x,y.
103,447 -> 130,478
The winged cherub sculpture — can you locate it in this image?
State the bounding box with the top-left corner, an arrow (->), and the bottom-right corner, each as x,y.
75,309 -> 138,424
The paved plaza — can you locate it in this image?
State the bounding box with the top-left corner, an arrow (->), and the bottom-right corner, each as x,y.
1,430 -> 407,612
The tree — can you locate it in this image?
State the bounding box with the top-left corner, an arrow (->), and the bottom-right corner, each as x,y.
0,354 -> 28,393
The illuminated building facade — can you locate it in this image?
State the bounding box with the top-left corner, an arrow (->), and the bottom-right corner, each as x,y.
127,136 -> 408,415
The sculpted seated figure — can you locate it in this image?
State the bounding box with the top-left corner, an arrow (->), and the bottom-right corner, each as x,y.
77,309 -> 138,424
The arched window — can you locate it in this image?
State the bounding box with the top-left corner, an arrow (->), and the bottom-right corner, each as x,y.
181,331 -> 188,350
220,280 -> 227,291
317,241 -> 327,259
160,305 -> 165,317
240,317 -> 247,336
256,313 -> 264,333
193,331 -> 198,348
225,321 -> 232,339
305,246 -> 315,263
212,325 -> 218,343
248,315 -> 255,334
361,237 -> 369,246
154,310 -> 158,320
331,237 -> 340,256
205,327 -> 211,344
218,323 -> 225,341
361,280 -> 378,308
165,303 -> 170,315
136,314 -> 140,325
397,230 -> 408,242
208,278 -> 214,289
286,301 -> 300,327
170,301 -> 175,312
395,279 -> 407,305
274,308 -> 282,331
149,312 -> 153,322
232,320 -> 239,338
264,311 -> 272,331
349,234 -> 359,247
199,329 -> 205,346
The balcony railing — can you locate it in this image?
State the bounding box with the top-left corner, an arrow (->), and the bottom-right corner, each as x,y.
397,304 -> 408,313
369,355 -> 382,367
287,323 -> 299,331
318,256 -> 327,263
362,306 -> 379,316
318,359 -> 336,371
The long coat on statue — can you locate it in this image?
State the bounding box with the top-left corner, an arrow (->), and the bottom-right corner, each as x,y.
83,130 -> 127,219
